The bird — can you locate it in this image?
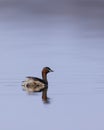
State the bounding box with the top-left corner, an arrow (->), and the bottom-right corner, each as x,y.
22,67 -> 53,100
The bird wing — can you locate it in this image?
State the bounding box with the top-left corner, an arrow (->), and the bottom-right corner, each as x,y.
26,76 -> 47,84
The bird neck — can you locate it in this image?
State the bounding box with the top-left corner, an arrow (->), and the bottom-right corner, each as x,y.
42,70 -> 48,83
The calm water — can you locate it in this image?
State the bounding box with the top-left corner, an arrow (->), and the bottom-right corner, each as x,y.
0,41 -> 104,130
0,0 -> 104,130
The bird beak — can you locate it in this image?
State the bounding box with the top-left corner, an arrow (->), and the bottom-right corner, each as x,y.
50,69 -> 54,72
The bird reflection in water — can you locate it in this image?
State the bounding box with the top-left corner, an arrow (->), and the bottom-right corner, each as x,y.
41,87 -> 51,104
42,96 -> 51,104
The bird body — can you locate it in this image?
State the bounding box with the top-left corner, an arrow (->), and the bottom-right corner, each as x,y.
22,76 -> 47,92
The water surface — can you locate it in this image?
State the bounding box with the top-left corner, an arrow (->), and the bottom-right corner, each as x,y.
0,0 -> 104,130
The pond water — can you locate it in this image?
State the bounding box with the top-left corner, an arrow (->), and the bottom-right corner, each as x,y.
0,1 -> 104,130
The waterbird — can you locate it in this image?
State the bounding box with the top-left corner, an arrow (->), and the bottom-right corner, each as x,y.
22,67 -> 53,100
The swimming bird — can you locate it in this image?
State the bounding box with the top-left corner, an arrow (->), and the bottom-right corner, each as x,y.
22,67 -> 53,100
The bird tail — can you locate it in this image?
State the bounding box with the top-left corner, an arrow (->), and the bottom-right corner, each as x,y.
21,81 -> 25,86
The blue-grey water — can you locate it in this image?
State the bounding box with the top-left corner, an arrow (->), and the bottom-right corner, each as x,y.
0,0 -> 104,130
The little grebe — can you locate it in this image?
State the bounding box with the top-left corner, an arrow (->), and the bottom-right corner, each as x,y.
22,67 -> 53,100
